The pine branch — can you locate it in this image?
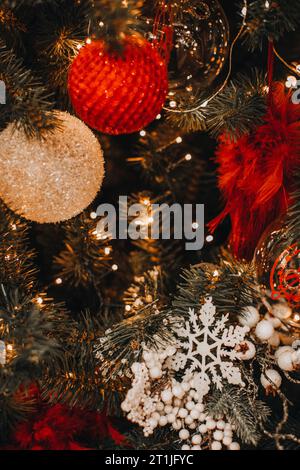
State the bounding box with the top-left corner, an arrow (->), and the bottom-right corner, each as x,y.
130,126 -> 205,202
205,70 -> 268,141
54,212 -> 112,289
206,385 -> 270,445
33,0 -> 89,96
173,257 -> 260,319
89,0 -> 143,48
123,267 -> 165,317
94,304 -> 177,383
42,310 -> 130,414
41,312 -> 104,409
165,91 -> 208,133
166,71 -> 268,140
0,389 -> 35,441
0,201 -> 68,435
0,3 -> 27,38
241,0 -> 300,50
0,39 -> 59,138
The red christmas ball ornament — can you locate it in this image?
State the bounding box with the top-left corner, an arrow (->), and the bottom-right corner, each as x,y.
68,35 -> 168,135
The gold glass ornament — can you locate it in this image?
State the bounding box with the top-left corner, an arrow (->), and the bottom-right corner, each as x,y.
255,219 -> 300,331
0,112 -> 105,223
170,0 -> 229,90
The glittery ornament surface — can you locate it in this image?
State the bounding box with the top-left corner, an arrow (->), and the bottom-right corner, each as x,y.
0,112 -> 104,223
68,35 -> 168,135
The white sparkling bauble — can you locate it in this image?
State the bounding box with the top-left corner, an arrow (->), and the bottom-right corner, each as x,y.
267,315 -> 282,329
213,430 -> 224,441
172,384 -> 184,398
255,320 -> 274,341
275,346 -> 294,361
172,420 -> 182,431
217,420 -> 226,430
206,419 -> 216,430
211,441 -> 222,450
174,398 -> 182,407
229,442 -> 240,450
236,341 -> 256,360
191,434 -> 202,445
238,306 -> 260,328
151,412 -> 160,421
149,366 -> 162,379
159,416 -> 168,427
148,417 -> 158,429
0,112 -> 105,223
167,414 -> 176,423
222,436 -> 232,446
186,401 -> 196,411
131,362 -> 141,374
195,403 -> 204,412
181,445 -> 190,450
190,409 -> 200,420
179,429 -> 190,440
272,304 -> 292,320
260,369 -> 282,390
161,389 -> 173,403
164,405 -> 173,414
268,332 -> 280,348
198,424 -> 208,434
182,382 -> 191,392
185,416 -> 194,426
277,350 -> 294,371
156,402 -> 164,412
178,408 -> 188,419
189,422 -> 197,430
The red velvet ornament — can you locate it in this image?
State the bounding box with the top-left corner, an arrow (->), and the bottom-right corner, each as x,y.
68,35 -> 168,135
209,82 -> 300,261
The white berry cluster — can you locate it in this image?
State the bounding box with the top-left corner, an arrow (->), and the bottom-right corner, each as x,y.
180,417 -> 240,451
121,346 -> 178,437
121,346 -> 240,450
238,304 -> 300,373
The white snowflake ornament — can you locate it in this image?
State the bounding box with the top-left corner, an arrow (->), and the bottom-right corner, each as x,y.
173,297 -> 249,401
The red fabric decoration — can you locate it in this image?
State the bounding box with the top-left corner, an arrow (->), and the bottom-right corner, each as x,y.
209,82 -> 300,261
68,35 -> 168,135
11,403 -> 126,450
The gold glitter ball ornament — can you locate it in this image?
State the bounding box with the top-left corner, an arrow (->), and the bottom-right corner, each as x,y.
0,112 -> 105,223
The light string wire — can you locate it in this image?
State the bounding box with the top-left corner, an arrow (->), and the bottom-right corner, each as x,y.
162,0 -> 248,115
273,45 -> 300,77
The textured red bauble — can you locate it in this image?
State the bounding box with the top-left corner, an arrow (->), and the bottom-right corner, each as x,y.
68,35 -> 168,135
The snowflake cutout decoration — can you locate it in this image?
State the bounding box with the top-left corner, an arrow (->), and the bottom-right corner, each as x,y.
173,297 -> 249,401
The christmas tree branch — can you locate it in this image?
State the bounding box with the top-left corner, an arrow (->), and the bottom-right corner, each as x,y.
0,39 -> 59,137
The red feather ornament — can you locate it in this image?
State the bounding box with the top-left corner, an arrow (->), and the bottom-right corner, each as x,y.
209,82 -> 300,261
